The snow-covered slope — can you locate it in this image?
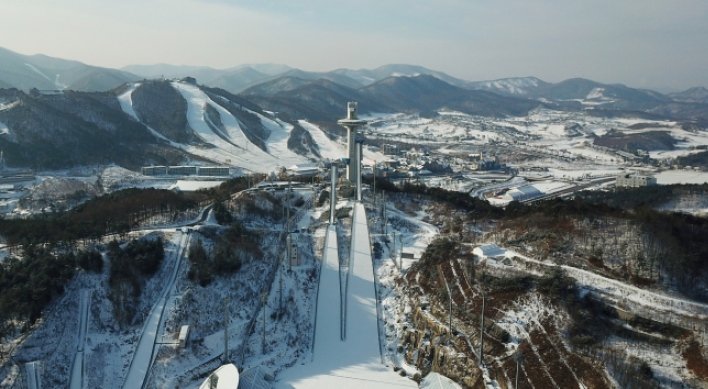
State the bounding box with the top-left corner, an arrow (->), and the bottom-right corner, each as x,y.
467,77 -> 548,96
276,205 -> 417,388
117,81 -> 345,173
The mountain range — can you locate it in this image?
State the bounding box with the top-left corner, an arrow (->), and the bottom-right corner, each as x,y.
0,47 -> 139,92
0,45 -> 707,170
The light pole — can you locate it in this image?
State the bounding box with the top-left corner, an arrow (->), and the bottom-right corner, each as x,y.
262,292 -> 268,354
480,292 -> 486,366
223,297 -> 230,363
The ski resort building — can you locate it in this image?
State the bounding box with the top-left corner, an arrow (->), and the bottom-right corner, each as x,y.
616,173 -> 657,188
141,166 -> 168,176
286,163 -> 319,177
502,186 -> 542,202
382,144 -> 401,155
168,166 -> 198,176
142,165 -> 230,177
199,166 -> 230,176
473,244 -> 505,259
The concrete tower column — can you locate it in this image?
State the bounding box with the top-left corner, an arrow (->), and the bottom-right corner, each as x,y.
356,140 -> 363,201
337,102 -> 367,184
329,164 -> 338,224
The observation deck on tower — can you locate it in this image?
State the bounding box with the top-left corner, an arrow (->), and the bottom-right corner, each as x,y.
337,102 -> 367,184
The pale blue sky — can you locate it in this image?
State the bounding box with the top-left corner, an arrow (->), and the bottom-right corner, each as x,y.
0,0 -> 706,90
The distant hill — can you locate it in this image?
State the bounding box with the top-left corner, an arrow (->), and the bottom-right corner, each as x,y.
243,74 -> 545,122
239,76 -> 313,97
465,77 -> 551,96
206,67 -> 270,93
339,64 -> 473,88
0,78 -> 332,170
121,63 -> 291,87
246,69 -> 365,92
529,78 -> 670,104
121,64 -> 209,79
0,46 -> 139,92
359,75 -> 544,117
669,87 -> 708,104
0,88 -> 163,169
246,78 -> 393,122
238,64 -> 475,94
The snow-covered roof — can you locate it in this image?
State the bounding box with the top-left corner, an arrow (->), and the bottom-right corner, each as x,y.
198,364 -> 239,389
420,372 -> 462,389
473,243 -> 505,257
504,185 -> 542,201
239,366 -> 272,389
287,163 -> 318,170
169,180 -> 224,192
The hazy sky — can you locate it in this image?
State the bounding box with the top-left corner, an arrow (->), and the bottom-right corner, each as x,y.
0,0 -> 706,90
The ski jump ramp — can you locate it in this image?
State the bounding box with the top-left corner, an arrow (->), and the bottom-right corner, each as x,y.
276,204 -> 416,388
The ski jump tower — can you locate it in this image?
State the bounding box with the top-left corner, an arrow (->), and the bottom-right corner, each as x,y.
337,102 -> 367,185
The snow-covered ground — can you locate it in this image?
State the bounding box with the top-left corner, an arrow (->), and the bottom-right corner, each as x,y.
122,231 -> 188,389
276,204 -> 416,388
297,120 -> 345,160
655,170 -> 708,185
114,81 -> 372,175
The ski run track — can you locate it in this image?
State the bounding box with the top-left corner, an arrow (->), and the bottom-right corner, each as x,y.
276,203 -> 416,388
117,81 -> 349,174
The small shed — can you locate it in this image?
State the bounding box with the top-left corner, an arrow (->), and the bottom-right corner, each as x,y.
178,325 -> 190,348
473,244 -> 505,258
420,372 -> 462,389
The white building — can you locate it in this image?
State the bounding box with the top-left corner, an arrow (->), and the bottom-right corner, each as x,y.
178,325 -> 190,348
473,244 -> 505,258
286,163 -> 319,177
168,166 -> 198,176
141,166 -> 167,176
199,166 -> 231,177
616,174 -> 657,188
503,186 -> 542,202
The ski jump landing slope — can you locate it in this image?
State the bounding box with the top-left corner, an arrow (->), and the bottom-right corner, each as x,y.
276,204 -> 416,389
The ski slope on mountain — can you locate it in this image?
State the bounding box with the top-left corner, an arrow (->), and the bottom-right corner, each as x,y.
117,83 -> 175,144
298,120 -> 346,160
253,110 -> 307,164
173,82 -> 290,171
276,204 -> 416,389
118,82 -> 316,173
